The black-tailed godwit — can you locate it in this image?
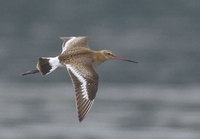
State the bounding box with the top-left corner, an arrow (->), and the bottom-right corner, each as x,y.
22,36 -> 137,122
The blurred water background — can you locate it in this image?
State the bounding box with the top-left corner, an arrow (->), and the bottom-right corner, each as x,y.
0,0 -> 200,139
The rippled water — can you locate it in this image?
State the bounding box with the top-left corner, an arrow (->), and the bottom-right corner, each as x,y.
1,0 -> 200,84
0,83 -> 200,139
1,1 -> 200,138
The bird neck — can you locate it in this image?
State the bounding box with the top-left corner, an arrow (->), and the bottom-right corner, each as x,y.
92,51 -> 107,66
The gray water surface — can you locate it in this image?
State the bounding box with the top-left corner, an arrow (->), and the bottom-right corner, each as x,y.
0,83 -> 200,139
1,1 -> 200,138
1,0 -> 200,84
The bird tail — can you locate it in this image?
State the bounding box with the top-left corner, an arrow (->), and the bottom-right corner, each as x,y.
21,56 -> 61,76
36,56 -> 61,75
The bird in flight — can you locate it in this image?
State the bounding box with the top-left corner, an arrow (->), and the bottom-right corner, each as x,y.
22,36 -> 138,122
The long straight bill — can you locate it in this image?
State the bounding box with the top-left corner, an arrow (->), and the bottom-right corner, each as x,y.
113,56 -> 138,63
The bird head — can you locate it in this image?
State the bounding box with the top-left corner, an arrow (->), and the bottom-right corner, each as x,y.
101,50 -> 138,63
101,50 -> 116,60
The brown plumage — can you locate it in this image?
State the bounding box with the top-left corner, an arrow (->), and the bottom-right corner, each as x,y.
21,36 -> 138,122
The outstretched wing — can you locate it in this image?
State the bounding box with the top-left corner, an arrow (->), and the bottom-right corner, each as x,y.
60,36 -> 90,53
66,63 -> 98,122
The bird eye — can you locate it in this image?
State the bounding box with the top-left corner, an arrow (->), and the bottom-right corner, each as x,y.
107,53 -> 111,55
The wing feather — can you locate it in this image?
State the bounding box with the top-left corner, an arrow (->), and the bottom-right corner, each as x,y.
66,64 -> 98,122
60,36 -> 90,53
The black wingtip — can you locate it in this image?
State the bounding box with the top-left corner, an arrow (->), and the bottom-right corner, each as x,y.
79,118 -> 83,123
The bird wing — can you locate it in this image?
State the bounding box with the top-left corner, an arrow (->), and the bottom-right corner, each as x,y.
60,36 -> 90,53
66,62 -> 99,122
